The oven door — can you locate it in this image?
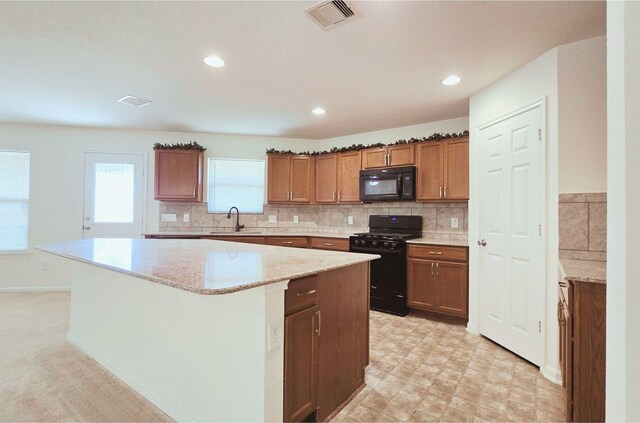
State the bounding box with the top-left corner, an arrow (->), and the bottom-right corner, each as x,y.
359,174 -> 401,201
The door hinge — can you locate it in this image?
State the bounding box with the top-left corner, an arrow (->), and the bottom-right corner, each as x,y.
538,224 -> 542,237
538,321 -> 542,333
538,128 -> 542,141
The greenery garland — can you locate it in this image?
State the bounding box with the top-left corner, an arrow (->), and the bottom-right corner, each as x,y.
265,130 -> 468,155
153,141 -> 207,152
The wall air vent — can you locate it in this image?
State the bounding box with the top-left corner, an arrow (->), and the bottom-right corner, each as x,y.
305,0 -> 356,29
117,95 -> 152,107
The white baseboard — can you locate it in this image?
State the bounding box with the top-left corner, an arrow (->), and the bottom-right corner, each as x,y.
466,322 -> 479,335
542,364 -> 562,384
0,286 -> 71,292
67,332 -> 195,422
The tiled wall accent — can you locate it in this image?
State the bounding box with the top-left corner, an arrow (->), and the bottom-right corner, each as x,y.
559,193 -> 606,261
159,201 -> 468,239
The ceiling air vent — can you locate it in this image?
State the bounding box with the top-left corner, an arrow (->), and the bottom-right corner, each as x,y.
117,95 -> 152,107
305,0 -> 356,29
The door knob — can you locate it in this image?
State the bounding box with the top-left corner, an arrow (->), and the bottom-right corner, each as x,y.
83,226 -> 91,230
477,239 -> 486,246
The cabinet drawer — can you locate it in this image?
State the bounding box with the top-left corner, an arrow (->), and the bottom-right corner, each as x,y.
202,236 -> 265,244
267,236 -> 309,248
285,276 -> 319,315
309,237 -> 349,252
408,245 -> 467,262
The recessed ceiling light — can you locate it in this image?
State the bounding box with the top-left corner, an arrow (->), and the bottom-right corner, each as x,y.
117,95 -> 151,107
442,75 -> 461,86
312,107 -> 326,115
203,55 -> 225,68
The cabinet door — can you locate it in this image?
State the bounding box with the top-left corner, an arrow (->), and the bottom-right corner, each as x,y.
337,151 -> 361,202
290,156 -> 313,203
444,138 -> 469,200
416,143 -> 444,200
268,155 -> 291,203
407,258 -> 437,311
284,306 -> 319,422
266,236 -> 309,248
387,144 -> 415,166
361,147 -> 388,169
154,150 -> 203,201
315,154 -> 338,203
435,261 -> 468,317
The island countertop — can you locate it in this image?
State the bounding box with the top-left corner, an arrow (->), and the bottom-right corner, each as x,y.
37,238 -> 379,295
559,258 -> 607,284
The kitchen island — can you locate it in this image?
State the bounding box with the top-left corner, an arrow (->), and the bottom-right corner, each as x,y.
37,238 -> 378,423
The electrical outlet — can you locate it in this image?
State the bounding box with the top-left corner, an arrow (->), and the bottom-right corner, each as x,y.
268,215 -> 277,223
293,215 -> 299,223
268,319 -> 284,352
451,217 -> 459,229
161,213 -> 177,222
40,261 -> 48,271
348,216 -> 354,225
183,213 -> 190,223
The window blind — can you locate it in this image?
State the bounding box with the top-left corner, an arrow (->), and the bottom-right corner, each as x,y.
0,151 -> 30,251
207,158 -> 265,213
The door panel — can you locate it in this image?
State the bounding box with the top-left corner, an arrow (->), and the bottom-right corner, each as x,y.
361,148 -> 387,169
315,154 -> 338,203
478,104 -> 544,365
338,151 -> 361,202
387,144 -> 415,166
83,153 -> 144,238
267,155 -> 291,202
416,143 -> 444,200
407,258 -> 436,310
444,139 -> 469,200
435,261 -> 468,317
290,156 -> 312,203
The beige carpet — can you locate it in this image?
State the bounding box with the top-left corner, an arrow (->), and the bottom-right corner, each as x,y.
0,292 -> 172,423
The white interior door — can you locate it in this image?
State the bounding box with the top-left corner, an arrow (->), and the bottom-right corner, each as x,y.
477,102 -> 545,366
83,153 -> 145,238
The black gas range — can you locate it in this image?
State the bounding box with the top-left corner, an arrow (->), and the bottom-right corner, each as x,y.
349,215 -> 422,316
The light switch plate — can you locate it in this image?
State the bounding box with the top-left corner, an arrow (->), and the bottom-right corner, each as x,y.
293,215 -> 299,223
161,213 -> 177,222
451,217 -> 459,228
267,319 -> 284,352
183,213 -> 190,223
348,216 -> 354,225
268,215 -> 277,223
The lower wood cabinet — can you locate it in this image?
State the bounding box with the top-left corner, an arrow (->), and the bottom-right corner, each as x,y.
558,279 -> 606,422
267,236 -> 309,249
407,245 -> 468,318
309,237 -> 349,252
200,236 -> 265,244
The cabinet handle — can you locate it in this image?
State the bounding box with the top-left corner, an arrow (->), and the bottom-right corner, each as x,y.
296,289 -> 317,297
439,186 -> 443,199
436,262 -> 439,276
338,191 -> 341,201
333,191 -> 336,202
428,251 -> 443,255
444,186 -> 447,198
282,241 -> 293,245
317,310 -> 322,336
431,262 -> 435,276
324,243 -> 334,246
193,188 -> 196,197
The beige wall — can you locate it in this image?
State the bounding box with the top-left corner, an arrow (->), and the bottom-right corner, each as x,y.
558,36 -> 607,193
0,122 -> 315,290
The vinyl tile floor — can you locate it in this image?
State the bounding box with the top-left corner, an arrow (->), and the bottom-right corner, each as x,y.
332,311 -> 566,423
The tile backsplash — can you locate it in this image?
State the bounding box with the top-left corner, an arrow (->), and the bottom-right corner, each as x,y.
159,201 -> 468,239
559,193 -> 606,261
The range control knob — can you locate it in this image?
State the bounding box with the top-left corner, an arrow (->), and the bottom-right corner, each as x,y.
354,239 -> 360,245
372,241 -> 378,247
390,242 -> 398,249
360,240 -> 366,246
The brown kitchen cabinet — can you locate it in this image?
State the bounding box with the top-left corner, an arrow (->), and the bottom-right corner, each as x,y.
361,144 -> 415,169
267,154 -> 313,204
314,151 -> 362,204
416,137 -> 469,201
309,237 -> 349,252
154,149 -> 204,202
266,236 -> 308,249
407,244 -> 468,318
200,236 -> 265,244
558,279 -> 606,422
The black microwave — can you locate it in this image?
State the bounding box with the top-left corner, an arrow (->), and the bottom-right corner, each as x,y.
359,166 -> 416,202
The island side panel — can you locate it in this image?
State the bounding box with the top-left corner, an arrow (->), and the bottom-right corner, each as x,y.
68,261 -> 287,423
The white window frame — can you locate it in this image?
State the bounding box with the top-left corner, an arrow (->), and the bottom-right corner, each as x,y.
0,150 -> 30,253
207,158 -> 266,214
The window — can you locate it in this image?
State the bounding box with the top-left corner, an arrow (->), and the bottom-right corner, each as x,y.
207,158 -> 265,213
0,151 -> 30,251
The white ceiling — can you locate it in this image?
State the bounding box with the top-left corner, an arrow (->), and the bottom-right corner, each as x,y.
0,1 -> 605,139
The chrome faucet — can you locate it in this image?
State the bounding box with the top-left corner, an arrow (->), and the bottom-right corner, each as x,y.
226,207 -> 245,232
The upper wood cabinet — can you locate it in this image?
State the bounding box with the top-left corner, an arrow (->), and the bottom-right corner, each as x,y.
416,137 -> 469,201
267,154 -> 313,204
314,151 -> 362,204
154,150 -> 204,202
361,144 -> 415,169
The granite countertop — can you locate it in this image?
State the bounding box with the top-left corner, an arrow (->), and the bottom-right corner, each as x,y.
37,238 -> 379,295
559,258 -> 606,284
145,232 -> 469,247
